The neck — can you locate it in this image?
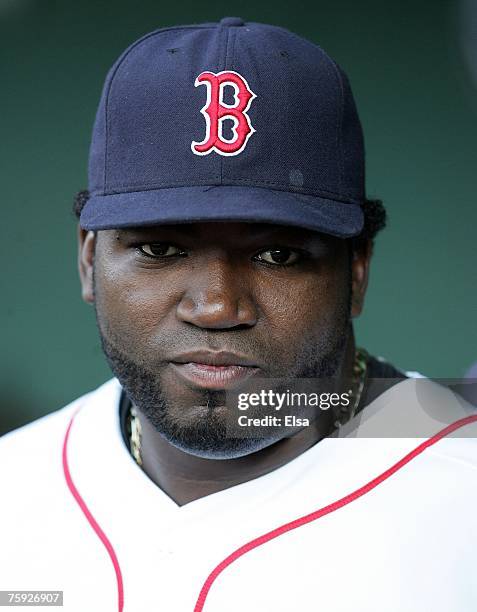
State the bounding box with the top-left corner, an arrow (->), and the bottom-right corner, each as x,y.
134,333 -> 357,506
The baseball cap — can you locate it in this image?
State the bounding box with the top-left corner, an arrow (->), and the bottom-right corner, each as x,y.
80,17 -> 365,237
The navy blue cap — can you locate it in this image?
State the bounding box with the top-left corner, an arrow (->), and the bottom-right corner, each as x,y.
80,18 -> 365,237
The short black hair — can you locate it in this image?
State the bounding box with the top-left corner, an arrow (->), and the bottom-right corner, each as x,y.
73,190 -> 386,250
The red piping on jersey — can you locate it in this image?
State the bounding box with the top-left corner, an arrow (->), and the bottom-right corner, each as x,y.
62,408 -> 124,612
193,414 -> 477,612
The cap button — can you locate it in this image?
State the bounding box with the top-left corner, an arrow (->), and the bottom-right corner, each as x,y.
220,17 -> 245,27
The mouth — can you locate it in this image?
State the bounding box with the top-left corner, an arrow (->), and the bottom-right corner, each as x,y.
169,350 -> 261,390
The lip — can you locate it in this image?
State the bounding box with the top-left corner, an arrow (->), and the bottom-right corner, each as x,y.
171,350 -> 259,367
169,350 -> 260,389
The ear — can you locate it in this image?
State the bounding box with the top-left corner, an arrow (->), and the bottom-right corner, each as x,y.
350,240 -> 372,318
78,226 -> 96,304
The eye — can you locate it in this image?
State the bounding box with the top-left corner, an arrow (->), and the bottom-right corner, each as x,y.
138,243 -> 186,258
254,248 -> 301,266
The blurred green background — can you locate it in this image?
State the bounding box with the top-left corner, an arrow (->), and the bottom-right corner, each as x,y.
1,0 -> 476,434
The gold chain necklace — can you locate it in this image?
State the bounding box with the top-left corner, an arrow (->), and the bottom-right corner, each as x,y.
333,346 -> 368,428
127,348 -> 368,467
128,405 -> 143,467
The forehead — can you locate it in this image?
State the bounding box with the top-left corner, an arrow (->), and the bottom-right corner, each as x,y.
101,221 -> 341,247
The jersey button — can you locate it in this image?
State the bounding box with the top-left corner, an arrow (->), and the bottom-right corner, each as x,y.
220,17 -> 245,27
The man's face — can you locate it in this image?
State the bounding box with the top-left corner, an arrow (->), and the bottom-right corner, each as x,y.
79,222 -> 367,459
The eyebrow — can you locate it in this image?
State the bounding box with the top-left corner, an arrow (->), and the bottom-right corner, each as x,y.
117,225 -> 197,237
119,223 -> 320,236
116,224 -> 329,247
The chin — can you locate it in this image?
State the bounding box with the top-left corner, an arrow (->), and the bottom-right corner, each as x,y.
158,427 -> 281,460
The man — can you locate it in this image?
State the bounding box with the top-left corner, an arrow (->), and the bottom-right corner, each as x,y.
1,17 -> 476,612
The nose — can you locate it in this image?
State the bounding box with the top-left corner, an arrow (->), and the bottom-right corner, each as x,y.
176,257 -> 258,329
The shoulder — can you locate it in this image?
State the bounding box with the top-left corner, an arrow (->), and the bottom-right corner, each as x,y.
0,378 -> 122,464
0,379 -> 124,599
0,377 -> 123,529
345,375 -> 477,468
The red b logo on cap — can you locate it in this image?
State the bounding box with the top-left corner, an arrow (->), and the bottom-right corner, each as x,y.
191,70 -> 256,156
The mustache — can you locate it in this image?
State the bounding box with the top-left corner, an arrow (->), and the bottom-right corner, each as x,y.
99,324 -> 271,370
160,329 -> 265,356
105,325 -> 269,365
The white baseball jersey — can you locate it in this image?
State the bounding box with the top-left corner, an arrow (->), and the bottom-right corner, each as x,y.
1,377 -> 476,612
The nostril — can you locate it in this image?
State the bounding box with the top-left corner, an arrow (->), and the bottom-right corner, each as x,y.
233,323 -> 255,331
176,294 -> 257,329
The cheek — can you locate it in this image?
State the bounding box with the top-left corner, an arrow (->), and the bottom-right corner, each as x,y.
94,259 -> 180,346
254,266 -> 349,344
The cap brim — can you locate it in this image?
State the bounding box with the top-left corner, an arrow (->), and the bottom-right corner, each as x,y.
80,186 -> 364,238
